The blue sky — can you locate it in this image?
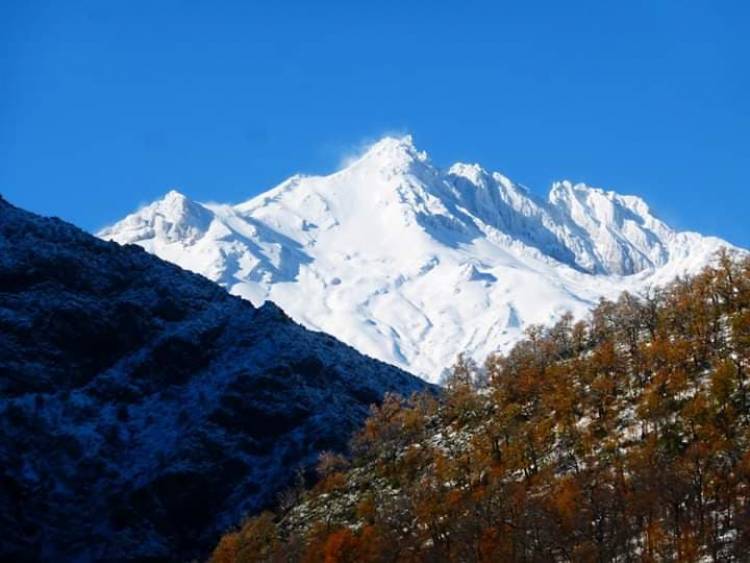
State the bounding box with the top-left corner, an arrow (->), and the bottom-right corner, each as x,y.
2,0 -> 748,246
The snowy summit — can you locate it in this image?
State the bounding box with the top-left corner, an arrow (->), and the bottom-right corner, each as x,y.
100,136 -> 741,381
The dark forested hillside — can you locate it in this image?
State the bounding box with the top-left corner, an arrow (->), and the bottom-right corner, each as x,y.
0,196 -> 428,562
213,251 -> 750,562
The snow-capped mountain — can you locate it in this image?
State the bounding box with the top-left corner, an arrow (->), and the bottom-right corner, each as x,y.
101,136 -> 739,381
0,196 -> 427,561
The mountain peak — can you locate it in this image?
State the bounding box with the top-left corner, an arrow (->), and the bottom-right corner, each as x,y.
347,135 -> 429,174
548,179 -> 591,200
164,188 -> 188,201
99,190 -> 213,246
101,140 -> 741,379
368,134 -> 418,153
447,162 -> 491,186
157,189 -> 206,218
549,180 -> 653,220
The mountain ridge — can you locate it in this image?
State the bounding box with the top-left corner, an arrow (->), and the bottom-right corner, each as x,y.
100,136 -> 741,380
0,195 -> 428,561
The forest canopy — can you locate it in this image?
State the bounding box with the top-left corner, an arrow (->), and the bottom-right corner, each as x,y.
211,251 -> 750,562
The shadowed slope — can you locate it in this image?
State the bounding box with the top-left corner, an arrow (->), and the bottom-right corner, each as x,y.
0,196 -> 428,562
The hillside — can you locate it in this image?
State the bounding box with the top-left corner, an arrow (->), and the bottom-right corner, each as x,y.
100,136 -> 738,380
0,196 -> 428,562
212,251 -> 750,562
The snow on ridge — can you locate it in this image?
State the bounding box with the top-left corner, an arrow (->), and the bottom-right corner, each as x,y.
99,136 -> 743,381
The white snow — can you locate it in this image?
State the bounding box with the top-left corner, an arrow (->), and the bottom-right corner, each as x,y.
99,135 -> 741,381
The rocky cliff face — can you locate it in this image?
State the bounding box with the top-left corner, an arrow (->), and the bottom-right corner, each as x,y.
0,196 -> 428,562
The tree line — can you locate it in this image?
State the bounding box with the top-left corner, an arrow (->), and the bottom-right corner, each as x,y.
211,250 -> 750,562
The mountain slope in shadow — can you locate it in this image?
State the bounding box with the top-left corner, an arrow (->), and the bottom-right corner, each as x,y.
0,196 -> 428,562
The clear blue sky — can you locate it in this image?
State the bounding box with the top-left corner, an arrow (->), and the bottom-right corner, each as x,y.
2,0 -> 748,246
